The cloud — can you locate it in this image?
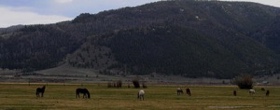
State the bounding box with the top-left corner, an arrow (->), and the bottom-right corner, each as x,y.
54,0 -> 73,4
0,6 -> 72,28
0,0 -> 161,28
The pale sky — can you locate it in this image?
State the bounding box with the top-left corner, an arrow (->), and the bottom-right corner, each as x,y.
0,0 -> 279,28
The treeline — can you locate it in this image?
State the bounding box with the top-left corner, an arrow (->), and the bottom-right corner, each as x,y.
0,25 -> 82,71
97,25 -> 278,78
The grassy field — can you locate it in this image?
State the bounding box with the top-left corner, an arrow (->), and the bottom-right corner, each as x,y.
0,83 -> 279,110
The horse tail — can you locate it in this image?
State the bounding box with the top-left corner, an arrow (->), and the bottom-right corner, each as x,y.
36,89 -> 38,96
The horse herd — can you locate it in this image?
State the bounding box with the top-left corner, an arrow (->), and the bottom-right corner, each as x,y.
232,88 -> 270,96
35,85 -> 145,100
35,85 -> 270,101
176,87 -> 270,97
247,88 -> 270,96
35,86 -> 93,99
177,88 -> 191,96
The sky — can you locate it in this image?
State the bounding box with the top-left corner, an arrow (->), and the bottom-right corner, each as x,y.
0,0 -> 279,28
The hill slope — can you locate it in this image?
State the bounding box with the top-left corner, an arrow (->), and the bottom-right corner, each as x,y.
1,0 -> 280,78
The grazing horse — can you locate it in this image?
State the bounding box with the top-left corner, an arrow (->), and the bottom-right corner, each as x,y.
266,90 -> 270,96
186,88 -> 191,96
36,85 -> 46,97
76,88 -> 90,99
249,89 -> 255,95
138,90 -> 145,100
233,90 -> 237,96
177,88 -> 183,95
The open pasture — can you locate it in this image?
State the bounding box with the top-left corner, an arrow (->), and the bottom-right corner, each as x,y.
0,83 -> 279,110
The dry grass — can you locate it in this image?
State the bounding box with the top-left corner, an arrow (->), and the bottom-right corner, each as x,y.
0,83 -> 279,110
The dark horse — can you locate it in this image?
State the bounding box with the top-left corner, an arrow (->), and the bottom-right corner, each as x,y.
76,88 -> 90,99
266,90 -> 270,96
233,90 -> 237,96
36,85 -> 46,97
186,88 -> 191,96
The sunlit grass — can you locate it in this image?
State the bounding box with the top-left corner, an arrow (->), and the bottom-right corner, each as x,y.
0,83 -> 279,110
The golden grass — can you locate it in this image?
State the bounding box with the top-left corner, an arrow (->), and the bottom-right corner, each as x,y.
0,83 -> 279,110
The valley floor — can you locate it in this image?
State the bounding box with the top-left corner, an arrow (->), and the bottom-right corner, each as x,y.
1,65 -> 280,86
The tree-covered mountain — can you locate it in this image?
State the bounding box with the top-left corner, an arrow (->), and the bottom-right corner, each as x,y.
0,0 -> 280,78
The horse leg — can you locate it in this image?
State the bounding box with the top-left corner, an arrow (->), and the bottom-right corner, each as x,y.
76,92 -> 79,98
85,93 -> 89,98
140,95 -> 144,100
83,93 -> 86,98
36,91 -> 41,97
76,93 -> 80,98
187,91 -> 191,96
139,95 -> 142,100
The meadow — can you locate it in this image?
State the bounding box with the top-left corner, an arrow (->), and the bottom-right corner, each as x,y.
0,83 -> 279,110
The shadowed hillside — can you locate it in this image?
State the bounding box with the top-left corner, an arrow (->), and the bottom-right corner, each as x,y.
0,0 -> 280,78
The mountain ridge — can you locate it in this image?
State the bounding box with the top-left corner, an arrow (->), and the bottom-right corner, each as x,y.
0,0 -> 280,78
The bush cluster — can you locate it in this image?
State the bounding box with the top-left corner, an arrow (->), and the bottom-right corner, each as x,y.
234,74 -> 253,89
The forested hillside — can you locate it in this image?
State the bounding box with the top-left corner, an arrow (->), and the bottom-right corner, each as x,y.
0,0 -> 280,78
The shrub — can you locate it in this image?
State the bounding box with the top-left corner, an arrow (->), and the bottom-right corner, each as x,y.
107,82 -> 112,88
117,80 -> 122,88
142,83 -> 147,88
132,80 -> 140,88
234,74 -> 253,89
